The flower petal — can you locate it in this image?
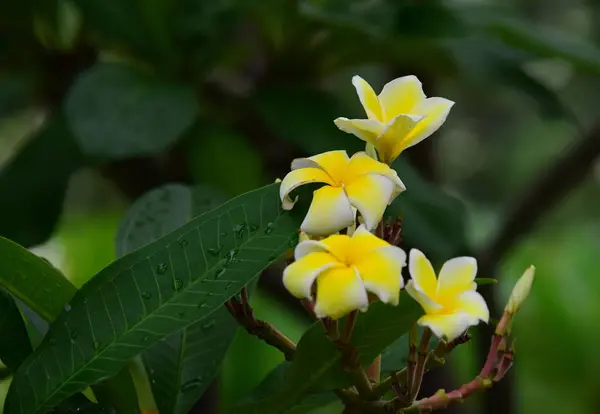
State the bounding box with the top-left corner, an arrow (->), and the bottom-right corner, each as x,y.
280,168 -> 333,210
354,245 -> 406,305
397,97 -> 454,154
319,234 -> 352,263
314,266 -> 369,319
405,280 -> 442,314
304,150 -> 350,184
350,224 -> 389,257
408,249 -> 437,298
345,173 -> 395,231
347,151 -> 406,192
301,186 -> 354,236
378,75 -> 426,121
417,313 -> 473,341
455,290 -> 489,323
334,118 -> 385,145
294,240 -> 329,260
376,114 -> 423,164
283,252 -> 343,299
437,256 -> 477,300
352,75 -> 382,121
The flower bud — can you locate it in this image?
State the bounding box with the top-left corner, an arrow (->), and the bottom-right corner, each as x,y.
506,265 -> 535,314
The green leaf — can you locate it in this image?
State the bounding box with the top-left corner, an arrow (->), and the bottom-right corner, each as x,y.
253,87 -> 362,155
92,367 -> 139,414
0,236 -> 76,322
5,183 -> 307,414
387,158 -> 468,264
65,63 -> 198,160
0,289 -> 33,371
0,114 -> 81,247
237,298 -> 423,413
71,0 -> 179,64
487,17 -> 600,76
116,182 -> 235,414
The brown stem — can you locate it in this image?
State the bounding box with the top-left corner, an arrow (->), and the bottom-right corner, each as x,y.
409,328 -> 432,400
406,324 -> 418,397
366,355 -> 381,382
226,297 -> 296,360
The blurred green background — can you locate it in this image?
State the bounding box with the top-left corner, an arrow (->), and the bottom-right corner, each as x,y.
1,0 -> 599,413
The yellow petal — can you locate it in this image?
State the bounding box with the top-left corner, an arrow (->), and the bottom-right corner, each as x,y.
349,224 -> 389,260
378,75 -> 426,122
334,118 -> 385,145
408,249 -> 437,298
303,150 -> 350,184
294,239 -> 329,260
283,252 -> 343,299
300,186 -> 354,236
455,291 -> 489,323
405,280 -> 442,314
319,234 -> 352,263
354,245 -> 406,305
397,97 -> 454,154
436,256 -> 477,303
346,151 -> 406,192
345,174 -> 395,231
376,114 -> 423,164
352,75 -> 382,120
314,266 -> 369,319
417,313 -> 473,341
280,168 -> 333,210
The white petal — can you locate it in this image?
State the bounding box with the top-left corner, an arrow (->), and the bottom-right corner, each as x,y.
279,168 -> 333,210
300,186 -> 355,236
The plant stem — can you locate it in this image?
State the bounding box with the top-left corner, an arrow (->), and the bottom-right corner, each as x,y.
406,324 -> 418,396
225,295 -> 296,360
367,355 -> 381,382
409,328 -> 432,400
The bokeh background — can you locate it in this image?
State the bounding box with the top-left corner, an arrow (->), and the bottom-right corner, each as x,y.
1,0 -> 599,413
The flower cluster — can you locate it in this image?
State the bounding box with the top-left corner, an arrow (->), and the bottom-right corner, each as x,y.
279,75 -> 487,340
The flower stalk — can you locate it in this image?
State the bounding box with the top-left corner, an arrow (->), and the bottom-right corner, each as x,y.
409,328 -> 433,400
226,287 -> 296,361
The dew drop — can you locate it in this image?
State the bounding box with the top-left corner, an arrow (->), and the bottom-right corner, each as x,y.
49,337 -> 56,346
180,377 -> 203,392
157,263 -> 168,274
64,304 -> 72,312
226,283 -> 233,290
265,222 -> 275,234
288,238 -> 297,248
197,302 -> 209,309
141,291 -> 152,300
69,329 -> 79,340
250,224 -> 258,232
202,320 -> 216,330
233,224 -> 246,239
220,231 -> 228,237
143,336 -> 149,342
173,279 -> 183,291
207,247 -> 221,257
93,341 -> 102,350
225,249 -> 238,265
215,268 -> 226,279
179,239 -> 189,248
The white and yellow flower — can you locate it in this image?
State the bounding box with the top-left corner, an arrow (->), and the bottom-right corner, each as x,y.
280,150 -> 405,236
405,249 -> 489,341
283,225 -> 407,319
334,75 -> 454,164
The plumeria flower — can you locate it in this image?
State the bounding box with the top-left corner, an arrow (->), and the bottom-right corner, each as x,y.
405,249 -> 489,341
283,224 -> 406,319
334,75 -> 454,164
280,150 -> 405,236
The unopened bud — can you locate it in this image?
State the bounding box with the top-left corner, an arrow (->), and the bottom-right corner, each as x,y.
365,143 -> 378,161
275,178 -> 282,183
506,265 -> 535,314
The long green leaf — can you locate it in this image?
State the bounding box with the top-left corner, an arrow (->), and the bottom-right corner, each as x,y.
117,183 -> 237,414
0,289 -> 32,370
0,236 -> 76,322
237,298 -> 422,412
92,367 -> 139,414
5,183 -> 306,414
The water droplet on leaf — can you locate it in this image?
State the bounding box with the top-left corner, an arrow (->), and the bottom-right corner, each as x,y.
181,377 -> 203,392
157,263 -> 168,274
173,279 -> 183,291
265,222 -> 275,234
207,247 -> 221,257
215,268 -> 226,279
141,292 -> 152,300
220,231 -> 228,237
70,329 -> 79,340
49,337 -> 56,346
225,249 -> 238,265
250,224 -> 258,232
64,304 -> 72,312
93,341 -> 102,350
179,239 -> 189,248
202,320 -> 216,330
